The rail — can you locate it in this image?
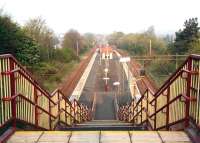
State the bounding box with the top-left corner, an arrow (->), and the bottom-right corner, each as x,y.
91,92 -> 97,120
118,54 -> 200,131
0,54 -> 91,141
114,92 -> 119,120
61,48 -> 96,97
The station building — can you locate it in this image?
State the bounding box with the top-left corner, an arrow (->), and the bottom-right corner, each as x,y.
100,46 -> 113,59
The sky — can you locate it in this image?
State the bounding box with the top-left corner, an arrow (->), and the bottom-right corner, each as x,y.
0,0 -> 200,35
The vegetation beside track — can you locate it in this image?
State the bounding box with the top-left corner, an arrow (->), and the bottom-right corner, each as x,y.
108,18 -> 200,87
0,11 -> 95,92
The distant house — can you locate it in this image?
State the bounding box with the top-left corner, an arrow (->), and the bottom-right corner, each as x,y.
100,46 -> 113,60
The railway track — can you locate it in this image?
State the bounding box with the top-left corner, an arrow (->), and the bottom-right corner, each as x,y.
60,48 -> 96,97
117,49 -> 157,94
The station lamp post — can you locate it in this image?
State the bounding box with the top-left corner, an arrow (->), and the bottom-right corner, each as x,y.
103,77 -> 110,91
103,68 -> 109,91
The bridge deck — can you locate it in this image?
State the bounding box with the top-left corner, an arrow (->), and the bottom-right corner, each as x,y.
79,54 -> 132,120
7,131 -> 192,143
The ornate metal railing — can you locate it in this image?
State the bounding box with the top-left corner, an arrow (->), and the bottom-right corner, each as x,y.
118,54 -> 200,131
0,54 -> 91,133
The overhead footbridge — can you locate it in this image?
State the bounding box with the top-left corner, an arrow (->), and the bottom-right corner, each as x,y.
0,47 -> 200,142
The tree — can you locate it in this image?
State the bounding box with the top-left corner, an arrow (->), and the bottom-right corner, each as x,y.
0,14 -> 20,55
54,48 -> 77,63
0,13 -> 40,66
173,18 -> 200,54
144,26 -> 156,37
108,28 -> 166,56
16,36 -> 40,66
107,32 -> 124,46
23,17 -> 59,61
83,33 -> 96,48
62,29 -> 83,56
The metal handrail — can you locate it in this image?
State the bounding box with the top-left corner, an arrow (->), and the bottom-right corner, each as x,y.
119,54 -> 200,131
0,54 -> 91,137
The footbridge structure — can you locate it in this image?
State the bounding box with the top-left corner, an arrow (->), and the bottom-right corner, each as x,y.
0,47 -> 200,142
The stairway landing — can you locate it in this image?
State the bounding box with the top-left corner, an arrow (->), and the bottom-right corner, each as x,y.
7,131 -> 192,143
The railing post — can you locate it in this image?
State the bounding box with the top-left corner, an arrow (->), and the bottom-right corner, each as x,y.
154,99 -> 157,130
49,98 -> 52,130
58,92 -> 60,123
81,105 -> 83,121
132,101 -> 135,124
146,90 -> 149,126
185,57 -> 192,128
80,105 -> 82,122
9,58 -> 16,128
70,105 -> 72,125
166,87 -> 170,130
48,94 -> 52,130
65,100 -> 67,124
73,100 -> 76,123
34,87 -> 38,127
141,99 -> 143,124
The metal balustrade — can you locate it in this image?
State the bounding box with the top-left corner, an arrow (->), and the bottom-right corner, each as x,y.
118,54 -> 200,131
0,54 -> 91,132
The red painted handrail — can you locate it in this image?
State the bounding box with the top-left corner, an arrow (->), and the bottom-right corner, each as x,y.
118,54 -> 200,131
0,53 -> 92,141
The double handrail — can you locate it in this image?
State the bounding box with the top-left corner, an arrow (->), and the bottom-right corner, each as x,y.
0,54 -> 91,133
118,54 -> 200,131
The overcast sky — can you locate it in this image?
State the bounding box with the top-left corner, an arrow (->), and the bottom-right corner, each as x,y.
0,0 -> 200,35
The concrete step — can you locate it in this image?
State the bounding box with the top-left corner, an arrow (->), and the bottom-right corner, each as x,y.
77,122 -> 133,126
67,120 -> 140,131
7,131 -> 192,143
64,125 -> 143,131
57,120 -> 141,131
81,120 -> 130,123
82,120 -> 131,124
77,123 -> 133,126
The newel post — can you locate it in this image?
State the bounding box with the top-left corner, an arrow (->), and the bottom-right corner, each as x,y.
166,87 -> 170,130
185,57 -> 192,128
49,98 -> 52,130
34,87 -> 38,127
58,92 -> 60,123
154,98 -> 157,130
146,90 -> 149,126
9,58 -> 16,128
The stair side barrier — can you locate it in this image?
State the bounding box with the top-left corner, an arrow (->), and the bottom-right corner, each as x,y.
0,54 -> 91,136
119,54 -> 200,131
